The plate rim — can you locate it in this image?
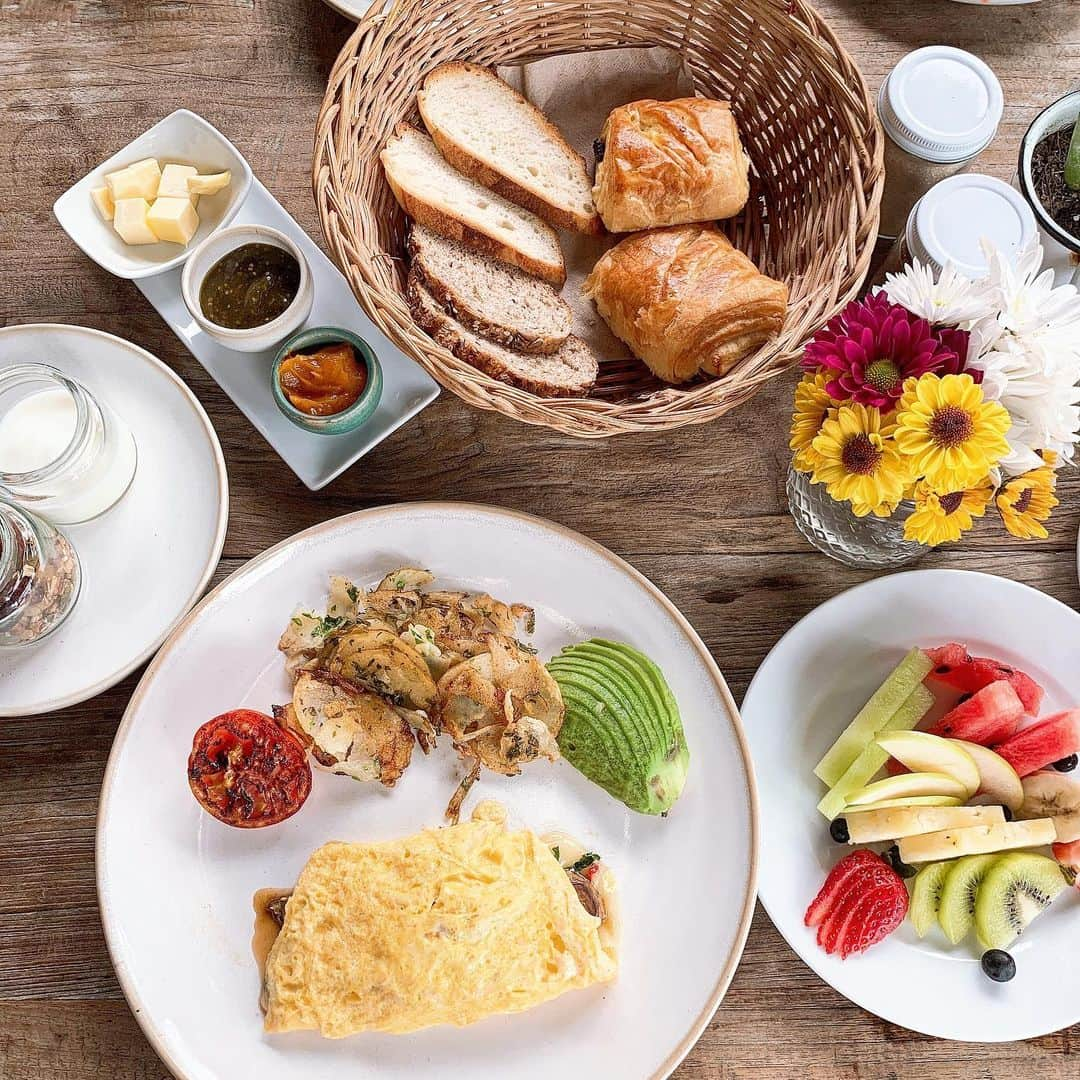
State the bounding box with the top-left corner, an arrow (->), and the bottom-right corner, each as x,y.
0,322 -> 229,716
743,567 -> 1080,1042
95,500 -> 760,1079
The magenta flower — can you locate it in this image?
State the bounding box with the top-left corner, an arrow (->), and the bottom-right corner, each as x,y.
803,293 -> 976,408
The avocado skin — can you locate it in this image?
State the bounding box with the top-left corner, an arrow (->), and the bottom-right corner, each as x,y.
549,639 -> 689,814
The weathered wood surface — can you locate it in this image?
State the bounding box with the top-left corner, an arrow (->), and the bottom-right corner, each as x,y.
2,0 -> 1079,1076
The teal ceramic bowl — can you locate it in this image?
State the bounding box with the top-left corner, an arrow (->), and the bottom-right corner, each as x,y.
271,326 -> 382,434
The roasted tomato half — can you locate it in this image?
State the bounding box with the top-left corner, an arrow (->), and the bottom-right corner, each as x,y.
188,709 -> 312,828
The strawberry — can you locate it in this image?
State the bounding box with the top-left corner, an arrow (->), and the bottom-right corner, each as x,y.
1052,838 -> 1080,887
804,850 -> 885,929
818,861 -> 898,953
839,881 -> 908,958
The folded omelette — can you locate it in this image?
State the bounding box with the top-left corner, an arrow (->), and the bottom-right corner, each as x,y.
261,803 -> 618,1036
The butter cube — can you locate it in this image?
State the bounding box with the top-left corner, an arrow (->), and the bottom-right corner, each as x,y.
90,186 -> 115,221
113,198 -> 159,245
105,158 -> 162,201
187,170 -> 231,196
159,163 -> 199,205
146,197 -> 199,246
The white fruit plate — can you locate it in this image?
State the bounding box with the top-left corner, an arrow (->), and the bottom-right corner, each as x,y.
98,503 -> 758,1080
742,569 -> 1080,1042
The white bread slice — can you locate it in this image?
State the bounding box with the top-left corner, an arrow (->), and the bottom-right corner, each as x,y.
381,125 -> 566,286
417,62 -> 603,236
408,225 -> 572,356
407,272 -> 597,398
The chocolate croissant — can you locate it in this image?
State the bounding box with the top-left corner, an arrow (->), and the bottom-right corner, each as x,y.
592,98 -> 750,233
583,225 -> 788,384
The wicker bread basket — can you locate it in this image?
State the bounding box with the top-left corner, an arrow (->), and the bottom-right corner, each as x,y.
314,0 -> 883,437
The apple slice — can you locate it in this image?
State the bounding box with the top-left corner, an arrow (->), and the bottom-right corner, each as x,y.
875,731 -> 980,796
953,739 -> 1024,812
897,817 -> 1057,863
845,804 -> 1005,844
816,686 -> 934,820
1017,771 -> 1080,843
844,771 -> 971,808
842,795 -> 962,813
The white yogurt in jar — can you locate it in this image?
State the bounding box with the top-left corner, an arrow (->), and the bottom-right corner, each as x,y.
0,373 -> 138,524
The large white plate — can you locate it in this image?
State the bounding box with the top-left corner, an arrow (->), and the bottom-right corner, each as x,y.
97,503 -> 758,1079
0,324 -> 227,716
743,569 -> 1080,1042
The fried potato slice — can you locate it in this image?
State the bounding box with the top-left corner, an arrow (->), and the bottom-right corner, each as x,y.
323,625 -> 438,713
438,636 -> 563,776
291,671 -> 414,786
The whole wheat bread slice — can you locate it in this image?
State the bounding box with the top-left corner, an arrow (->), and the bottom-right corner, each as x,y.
408,225 -> 572,356
407,272 -> 597,398
417,62 -> 603,236
381,125 -> 566,286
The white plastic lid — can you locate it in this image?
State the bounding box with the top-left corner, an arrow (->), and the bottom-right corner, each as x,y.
879,46 -> 1004,163
906,174 -> 1037,279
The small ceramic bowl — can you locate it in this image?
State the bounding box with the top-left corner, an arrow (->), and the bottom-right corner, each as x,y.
52,109 -> 252,280
271,326 -> 383,434
181,224 -> 314,353
1018,89 -> 1080,256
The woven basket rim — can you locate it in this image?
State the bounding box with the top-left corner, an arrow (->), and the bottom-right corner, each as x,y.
313,0 -> 884,437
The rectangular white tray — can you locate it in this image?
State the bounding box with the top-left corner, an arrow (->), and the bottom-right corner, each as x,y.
137,179 -> 439,490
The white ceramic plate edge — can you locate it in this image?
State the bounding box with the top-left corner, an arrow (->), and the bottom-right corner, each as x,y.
744,568 -> 1080,1042
95,501 -> 759,1080
0,323 -> 229,716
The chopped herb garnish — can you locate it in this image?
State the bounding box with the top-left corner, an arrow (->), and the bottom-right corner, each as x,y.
551,845 -> 560,862
290,616 -> 302,627
571,852 -> 600,873
312,614 -> 347,638
346,584 -> 359,603
393,577 -> 406,589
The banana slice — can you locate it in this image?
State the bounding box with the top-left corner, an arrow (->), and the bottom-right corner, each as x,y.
1018,771 -> 1080,843
898,818 -> 1057,863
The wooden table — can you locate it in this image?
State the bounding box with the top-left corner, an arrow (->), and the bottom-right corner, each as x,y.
2,1 -> 1079,1076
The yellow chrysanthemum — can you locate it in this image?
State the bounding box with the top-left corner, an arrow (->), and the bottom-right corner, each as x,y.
903,478 -> 994,546
997,455 -> 1059,540
790,372 -> 838,473
811,403 -> 910,513
894,373 -> 1011,493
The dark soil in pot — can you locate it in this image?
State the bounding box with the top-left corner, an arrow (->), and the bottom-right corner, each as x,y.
1031,126 -> 1080,243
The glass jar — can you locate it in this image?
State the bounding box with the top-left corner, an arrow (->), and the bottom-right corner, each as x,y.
877,46 -> 1003,241
0,500 -> 81,647
786,466 -> 925,571
0,364 -> 137,524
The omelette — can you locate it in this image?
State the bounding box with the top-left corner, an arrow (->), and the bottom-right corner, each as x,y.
260,802 -> 618,1036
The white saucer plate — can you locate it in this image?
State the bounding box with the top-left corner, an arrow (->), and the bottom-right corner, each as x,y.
742,569 -> 1080,1042
0,324 -> 228,716
98,503 -> 757,1080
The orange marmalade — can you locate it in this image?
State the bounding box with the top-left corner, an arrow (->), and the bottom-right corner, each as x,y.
277,341 -> 367,416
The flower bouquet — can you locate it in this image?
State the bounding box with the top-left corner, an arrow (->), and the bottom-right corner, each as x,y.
789,242 -> 1080,561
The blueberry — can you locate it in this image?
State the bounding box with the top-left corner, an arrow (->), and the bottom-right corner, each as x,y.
884,844 -> 917,879
981,949 -> 1016,983
1053,754 -> 1078,773
829,817 -> 850,844
592,137 -> 606,163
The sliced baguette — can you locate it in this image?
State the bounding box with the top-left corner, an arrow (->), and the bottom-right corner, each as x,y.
381,124 -> 565,286
417,62 -> 602,236
407,272 -> 597,398
408,225 -> 572,356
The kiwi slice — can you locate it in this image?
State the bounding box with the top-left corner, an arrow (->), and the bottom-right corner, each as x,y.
974,852 -> 1068,950
938,853 -> 1000,944
910,860 -> 952,938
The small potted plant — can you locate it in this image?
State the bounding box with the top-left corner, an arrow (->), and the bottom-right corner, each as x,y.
787,240 -> 1080,568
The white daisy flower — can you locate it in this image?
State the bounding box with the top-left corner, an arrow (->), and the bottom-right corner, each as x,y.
881,258 -> 998,327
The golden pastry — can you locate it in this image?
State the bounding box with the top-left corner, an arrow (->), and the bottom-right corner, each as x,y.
583,224 -> 788,384
592,98 -> 750,232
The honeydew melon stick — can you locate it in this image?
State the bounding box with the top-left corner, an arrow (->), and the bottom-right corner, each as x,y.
814,648 -> 934,787
817,684 -> 934,820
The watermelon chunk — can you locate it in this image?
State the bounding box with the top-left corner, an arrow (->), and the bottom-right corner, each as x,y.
925,643 -> 1044,715
927,681 -> 1025,746
994,710 -> 1080,778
